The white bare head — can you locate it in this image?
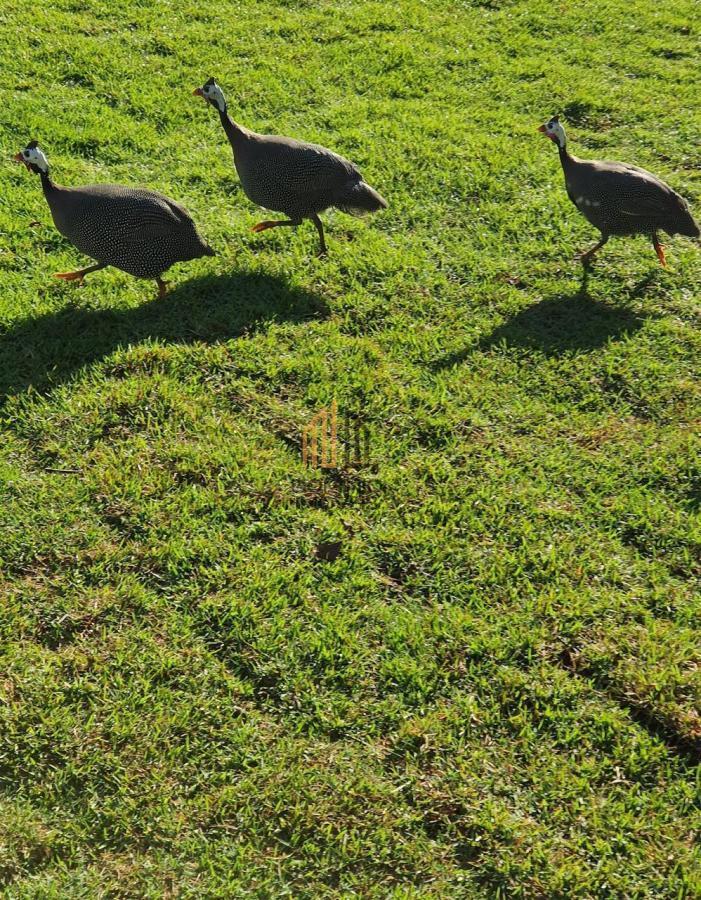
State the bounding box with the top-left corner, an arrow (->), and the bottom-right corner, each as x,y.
539,115 -> 567,150
193,78 -> 227,113
14,140 -> 50,174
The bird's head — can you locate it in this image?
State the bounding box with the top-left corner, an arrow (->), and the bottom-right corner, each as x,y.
538,115 -> 567,149
193,77 -> 227,113
13,140 -> 49,174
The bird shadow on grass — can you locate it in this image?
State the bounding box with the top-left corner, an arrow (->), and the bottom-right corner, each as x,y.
431,269 -> 654,371
0,271 -> 329,401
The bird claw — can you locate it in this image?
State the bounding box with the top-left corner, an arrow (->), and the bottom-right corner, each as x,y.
53,271 -> 84,283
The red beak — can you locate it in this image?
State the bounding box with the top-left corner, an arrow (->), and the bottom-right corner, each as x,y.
537,124 -> 547,133
13,152 -> 28,168
193,87 -> 204,97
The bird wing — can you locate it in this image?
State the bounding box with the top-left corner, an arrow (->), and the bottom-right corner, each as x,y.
579,161 -> 680,216
256,135 -> 361,192
160,195 -> 199,229
564,158 -> 697,235
124,190 -> 199,234
56,186 -> 196,259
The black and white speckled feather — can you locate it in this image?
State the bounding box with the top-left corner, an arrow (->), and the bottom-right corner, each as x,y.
45,182 -> 215,278
234,133 -> 387,220
560,156 -> 700,239
17,142 -> 214,286
540,116 -> 700,263
195,78 -> 387,252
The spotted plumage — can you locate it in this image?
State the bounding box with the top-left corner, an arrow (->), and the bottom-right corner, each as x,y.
15,141 -> 214,296
539,116 -> 700,266
194,78 -> 387,255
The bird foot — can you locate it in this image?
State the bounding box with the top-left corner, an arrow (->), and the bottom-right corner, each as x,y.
654,243 -> 667,267
316,247 -> 328,259
156,279 -> 170,299
53,271 -> 84,282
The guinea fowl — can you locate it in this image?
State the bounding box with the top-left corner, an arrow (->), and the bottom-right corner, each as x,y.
14,141 -> 214,297
193,78 -> 387,256
539,115 -> 700,266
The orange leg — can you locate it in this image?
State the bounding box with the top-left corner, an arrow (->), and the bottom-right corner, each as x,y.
53,262 -> 106,283
652,233 -> 666,267
251,219 -> 300,234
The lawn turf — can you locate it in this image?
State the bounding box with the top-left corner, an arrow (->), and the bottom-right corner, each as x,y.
0,0 -> 700,896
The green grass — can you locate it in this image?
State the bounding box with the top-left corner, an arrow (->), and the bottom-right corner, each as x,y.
1,0 -> 700,895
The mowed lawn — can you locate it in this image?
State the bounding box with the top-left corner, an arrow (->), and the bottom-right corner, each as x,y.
0,0 -> 700,895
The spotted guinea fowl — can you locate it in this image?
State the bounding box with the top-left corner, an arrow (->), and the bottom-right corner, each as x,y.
539,115 -> 699,267
193,78 -> 387,256
14,141 -> 214,297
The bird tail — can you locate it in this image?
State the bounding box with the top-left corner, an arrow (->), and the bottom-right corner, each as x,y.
676,212 -> 700,238
335,180 -> 388,217
683,218 -> 701,239
673,196 -> 700,238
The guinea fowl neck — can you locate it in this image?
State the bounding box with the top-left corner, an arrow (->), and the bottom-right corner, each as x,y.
219,108 -> 249,154
39,170 -> 57,197
557,142 -> 574,171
